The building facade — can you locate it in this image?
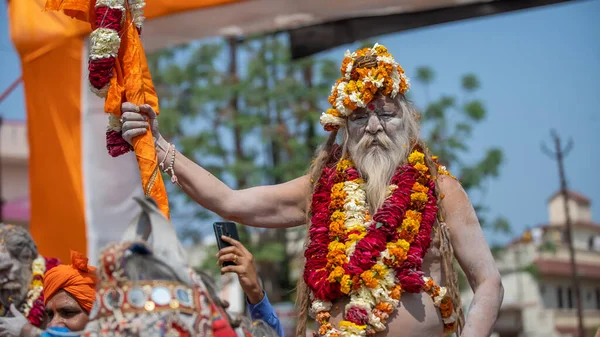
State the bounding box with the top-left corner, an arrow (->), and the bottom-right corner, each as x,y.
0,120 -> 30,227
462,191 -> 600,337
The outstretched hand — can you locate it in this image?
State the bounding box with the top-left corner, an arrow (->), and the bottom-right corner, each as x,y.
0,304 -> 31,337
216,236 -> 264,305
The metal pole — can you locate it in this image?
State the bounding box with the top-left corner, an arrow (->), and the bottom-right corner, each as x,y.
542,130 -> 584,337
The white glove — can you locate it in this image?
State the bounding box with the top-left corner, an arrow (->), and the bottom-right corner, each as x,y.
120,103 -> 163,146
0,304 -> 31,337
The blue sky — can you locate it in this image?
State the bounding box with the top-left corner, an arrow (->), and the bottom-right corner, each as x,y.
1,1 -> 599,246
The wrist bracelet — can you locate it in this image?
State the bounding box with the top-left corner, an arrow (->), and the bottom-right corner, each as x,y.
164,144 -> 182,188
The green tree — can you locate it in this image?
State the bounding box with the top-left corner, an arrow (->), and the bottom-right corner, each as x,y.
414,66 -> 509,291
148,35 -> 338,302
415,66 -> 509,235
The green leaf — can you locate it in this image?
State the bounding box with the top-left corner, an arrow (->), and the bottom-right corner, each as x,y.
463,100 -> 486,121
461,74 -> 480,92
416,66 -> 434,84
492,217 -> 512,234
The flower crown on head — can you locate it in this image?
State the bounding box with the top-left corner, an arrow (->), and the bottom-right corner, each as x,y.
320,43 -> 411,131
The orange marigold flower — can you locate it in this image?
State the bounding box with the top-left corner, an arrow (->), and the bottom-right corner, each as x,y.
391,285 -> 402,300
360,270 -> 379,288
414,163 -> 429,173
375,302 -> 393,313
319,322 -> 332,335
424,279 -> 435,292
340,57 -> 353,75
326,250 -> 346,266
352,275 -> 361,290
330,332 -> 341,337
316,311 -> 331,324
412,182 -> 429,193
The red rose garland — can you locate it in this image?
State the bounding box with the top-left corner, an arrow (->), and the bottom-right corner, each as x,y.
304,148 -> 450,336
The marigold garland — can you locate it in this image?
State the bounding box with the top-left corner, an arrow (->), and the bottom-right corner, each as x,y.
304,148 -> 457,336
320,43 -> 411,131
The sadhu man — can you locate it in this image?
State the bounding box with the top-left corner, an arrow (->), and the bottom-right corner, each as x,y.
120,43 -> 503,337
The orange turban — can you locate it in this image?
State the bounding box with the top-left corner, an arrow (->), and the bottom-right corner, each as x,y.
44,251 -> 98,313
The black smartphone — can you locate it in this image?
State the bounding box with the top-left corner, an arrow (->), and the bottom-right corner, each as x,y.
213,222 -> 240,267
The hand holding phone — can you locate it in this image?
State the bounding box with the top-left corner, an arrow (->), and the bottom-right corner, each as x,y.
213,222 -> 240,267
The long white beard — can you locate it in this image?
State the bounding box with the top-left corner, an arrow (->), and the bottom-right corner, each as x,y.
348,132 -> 410,213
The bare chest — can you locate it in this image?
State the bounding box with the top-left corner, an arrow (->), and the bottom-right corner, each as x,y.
326,249 -> 444,337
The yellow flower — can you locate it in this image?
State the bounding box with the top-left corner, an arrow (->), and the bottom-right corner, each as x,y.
327,266 -> 345,283
337,159 -> 354,171
330,210 -> 345,222
326,108 -> 341,117
402,217 -> 420,234
414,163 -> 429,173
328,241 -> 345,252
339,321 -> 367,330
340,274 -> 352,294
408,151 -> 425,164
411,192 -> 428,203
375,45 -> 388,54
372,264 -> 387,277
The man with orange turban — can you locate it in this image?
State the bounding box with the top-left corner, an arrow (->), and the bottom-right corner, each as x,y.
0,250 -> 97,337
42,250 -> 97,332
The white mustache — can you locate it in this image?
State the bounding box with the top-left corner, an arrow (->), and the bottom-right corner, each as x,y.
357,133 -> 394,151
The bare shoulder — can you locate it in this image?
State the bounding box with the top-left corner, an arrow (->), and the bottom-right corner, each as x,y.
437,175 -> 470,210
436,175 -> 480,229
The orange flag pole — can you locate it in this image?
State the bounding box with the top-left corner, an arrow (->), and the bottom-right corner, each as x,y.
45,0 -> 170,218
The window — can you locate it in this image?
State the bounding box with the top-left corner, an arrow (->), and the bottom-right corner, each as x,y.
596,288 -> 600,310
557,286 -> 564,308
589,236 -> 595,250
539,285 -> 546,294
567,287 -> 574,309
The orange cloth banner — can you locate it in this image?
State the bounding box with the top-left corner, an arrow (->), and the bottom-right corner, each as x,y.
46,0 -> 170,219
9,0 -> 90,262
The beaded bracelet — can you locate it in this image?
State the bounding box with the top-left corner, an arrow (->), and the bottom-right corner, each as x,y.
163,143 -> 181,188
158,143 -> 171,171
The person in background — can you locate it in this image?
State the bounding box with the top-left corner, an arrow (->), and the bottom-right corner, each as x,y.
216,236 -> 284,337
42,251 -> 97,331
0,225 -> 60,337
14,251 -> 98,337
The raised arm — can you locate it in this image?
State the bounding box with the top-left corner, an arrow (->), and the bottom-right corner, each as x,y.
120,103 -> 309,228
438,176 -> 504,337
